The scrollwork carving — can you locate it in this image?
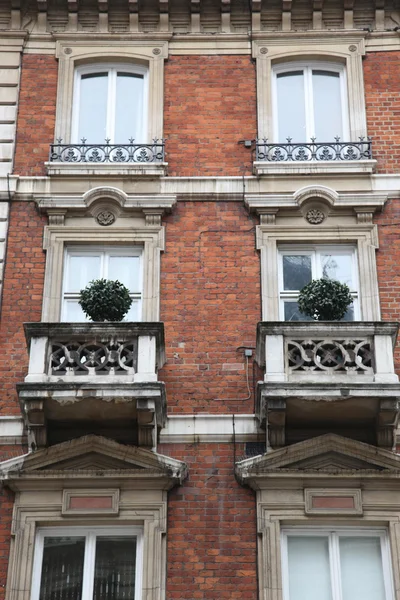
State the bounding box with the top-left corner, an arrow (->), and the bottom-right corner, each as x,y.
287,338 -> 373,374
51,338 -> 138,376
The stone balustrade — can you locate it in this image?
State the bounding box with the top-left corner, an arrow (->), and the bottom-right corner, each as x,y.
256,321 -> 399,384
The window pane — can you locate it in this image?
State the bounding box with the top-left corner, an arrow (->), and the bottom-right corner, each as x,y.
276,72 -> 306,142
108,255 -> 140,291
93,536 -> 137,600
125,299 -> 140,322
78,73 -> 108,143
64,300 -> 88,322
340,537 -> 386,600
39,537 -> 85,600
286,536 -> 332,600
313,71 -> 343,140
115,73 -> 144,143
284,301 -> 313,322
320,253 -> 353,287
66,255 -> 102,292
282,255 -> 312,290
341,303 -> 355,321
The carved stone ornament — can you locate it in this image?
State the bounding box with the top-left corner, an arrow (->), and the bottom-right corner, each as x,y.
306,208 -> 325,224
152,47 -> 161,55
96,210 -> 116,226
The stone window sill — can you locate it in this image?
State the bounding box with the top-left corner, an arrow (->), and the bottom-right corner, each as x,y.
45,162 -> 168,177
253,160 -> 376,176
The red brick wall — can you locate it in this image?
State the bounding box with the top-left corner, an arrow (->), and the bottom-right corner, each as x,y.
164,56 -> 257,177
160,442 -> 257,600
364,51 -> 400,173
160,201 -> 261,414
0,202 -> 46,414
13,55 -> 58,176
375,198 -> 400,370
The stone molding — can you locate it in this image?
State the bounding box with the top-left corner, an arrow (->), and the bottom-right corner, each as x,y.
252,33 -> 368,148
236,435 -> 400,600
41,223 -> 166,322
46,162 -> 168,177
248,184 -> 386,322
253,160 -> 377,177
304,488 -> 363,515
54,39 -> 168,145
160,414 -> 262,443
256,223 -> 381,321
1,435 -> 187,600
38,191 -> 177,214
3,174 -> 400,202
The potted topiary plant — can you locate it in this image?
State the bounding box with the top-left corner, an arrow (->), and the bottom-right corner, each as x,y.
79,279 -> 132,322
297,278 -> 353,321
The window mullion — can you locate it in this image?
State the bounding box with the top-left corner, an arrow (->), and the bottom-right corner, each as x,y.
108,69 -> 116,143
330,532 -> 343,600
305,67 -> 315,141
311,249 -> 318,279
82,532 -> 96,600
101,251 -> 107,279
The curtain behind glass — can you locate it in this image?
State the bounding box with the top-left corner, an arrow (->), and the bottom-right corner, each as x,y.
312,71 -> 343,141
286,536 -> 332,600
115,74 -> 144,143
78,73 -> 108,143
340,537 -> 386,600
276,72 -> 306,142
39,537 -> 85,600
93,537 -> 137,600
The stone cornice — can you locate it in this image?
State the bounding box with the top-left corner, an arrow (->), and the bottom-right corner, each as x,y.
1,175 -> 400,203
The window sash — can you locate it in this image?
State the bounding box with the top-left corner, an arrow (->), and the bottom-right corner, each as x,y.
72,64 -> 148,143
272,61 -> 349,142
278,245 -> 360,320
281,528 -> 395,600
30,526 -> 143,600
61,246 -> 143,322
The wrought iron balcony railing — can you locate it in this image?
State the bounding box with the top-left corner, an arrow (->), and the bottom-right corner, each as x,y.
256,137 -> 372,162
49,138 -> 165,163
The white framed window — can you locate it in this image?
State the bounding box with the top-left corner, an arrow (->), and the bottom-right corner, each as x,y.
30,526 -> 143,600
61,246 -> 143,322
281,528 -> 395,600
278,245 -> 360,321
272,62 -> 349,142
72,64 -> 148,144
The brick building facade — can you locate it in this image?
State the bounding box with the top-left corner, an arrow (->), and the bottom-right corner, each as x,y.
0,1 -> 400,599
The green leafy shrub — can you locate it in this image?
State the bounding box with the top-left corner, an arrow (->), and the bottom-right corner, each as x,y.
297,278 -> 353,321
79,279 -> 132,322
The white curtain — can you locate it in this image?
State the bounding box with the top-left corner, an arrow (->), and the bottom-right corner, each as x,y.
340,537 -> 386,600
287,536 -> 333,600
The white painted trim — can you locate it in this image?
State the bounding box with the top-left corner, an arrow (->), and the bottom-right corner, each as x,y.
72,63 -> 148,144
61,245 -> 143,322
31,526 -> 143,600
271,61 -> 349,142
281,527 -> 395,600
278,244 -> 360,320
159,414 -> 262,443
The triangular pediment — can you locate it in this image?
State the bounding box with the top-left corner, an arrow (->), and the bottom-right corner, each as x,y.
0,435 -> 187,488
236,434 -> 400,485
